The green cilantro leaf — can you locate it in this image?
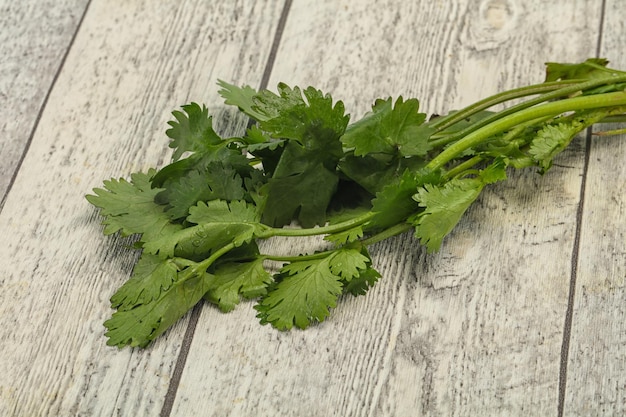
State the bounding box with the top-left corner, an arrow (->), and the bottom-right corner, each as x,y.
251,83 -> 310,122
411,159 -> 508,252
166,103 -> 222,161
412,178 -> 483,252
160,170 -> 215,220
324,225 -> 364,245
241,125 -> 286,177
256,248 -> 376,330
143,200 -> 264,259
528,123 -> 584,173
369,169 -> 442,230
204,258 -> 272,312
246,139 -> 286,153
338,153 -> 419,195
544,58 -> 610,82
327,248 -> 370,280
152,143 -> 252,186
257,86 -> 349,227
528,109 -> 610,173
161,164 -> 246,220
217,79 -> 269,122
479,157 -> 508,184
110,253 -> 179,311
187,199 -> 260,224
342,265 -> 381,296
324,203 -> 370,245
243,124 -> 272,145
333,247 -> 381,296
104,266 -> 212,348
341,97 -> 433,157
262,162 -> 339,227
259,86 -> 349,144
256,255 -> 343,330
86,170 -> 182,242
151,103 -> 253,197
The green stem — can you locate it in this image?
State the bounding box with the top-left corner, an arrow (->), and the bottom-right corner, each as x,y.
593,127 -> 626,136
262,221 -> 414,263
195,241 -> 238,273
444,155 -> 484,180
426,91 -> 626,171
599,114 -> 626,123
360,222 -> 413,246
262,251 -> 333,263
584,61 -> 626,75
428,75 -> 626,149
260,211 -> 375,239
428,80 -> 581,131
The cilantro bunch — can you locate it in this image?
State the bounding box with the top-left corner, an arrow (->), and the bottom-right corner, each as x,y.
88,59 -> 626,348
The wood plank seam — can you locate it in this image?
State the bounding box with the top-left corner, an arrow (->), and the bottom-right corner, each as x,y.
0,0 -> 93,213
557,128 -> 593,417
160,304 -> 203,417
557,2 -> 608,415
158,1 -> 294,415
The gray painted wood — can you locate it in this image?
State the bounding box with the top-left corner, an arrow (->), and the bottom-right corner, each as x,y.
565,0 -> 626,414
2,0 -> 625,416
0,0 -> 89,202
0,1 -> 283,416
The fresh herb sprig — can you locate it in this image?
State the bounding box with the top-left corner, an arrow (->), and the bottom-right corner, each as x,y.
88,58 -> 626,348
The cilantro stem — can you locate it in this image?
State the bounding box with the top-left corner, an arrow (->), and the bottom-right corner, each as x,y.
427,91 -> 626,171
583,61 -> 626,75
428,75 -> 626,149
262,251 -> 333,263
592,127 -> 626,136
261,222 -> 414,263
456,113 -> 557,171
359,222 -> 413,246
428,80 -> 581,132
195,241 -> 238,274
262,211 -> 375,238
599,114 -> 626,123
445,155 -> 484,179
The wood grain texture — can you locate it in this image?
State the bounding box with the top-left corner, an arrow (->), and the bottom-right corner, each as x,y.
169,1 -> 605,416
0,0 -> 89,202
565,0 -> 626,414
0,1 -> 283,416
3,0 -> 624,416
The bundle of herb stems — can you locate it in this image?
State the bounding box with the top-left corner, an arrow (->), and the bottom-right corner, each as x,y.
88,58 -> 626,348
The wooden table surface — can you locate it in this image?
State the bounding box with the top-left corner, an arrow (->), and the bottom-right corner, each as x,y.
2,1 -> 625,416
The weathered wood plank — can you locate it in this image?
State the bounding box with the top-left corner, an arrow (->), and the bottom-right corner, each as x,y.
0,1 -> 284,416
565,0 -> 626,414
170,0 -> 603,416
0,0 -> 89,202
